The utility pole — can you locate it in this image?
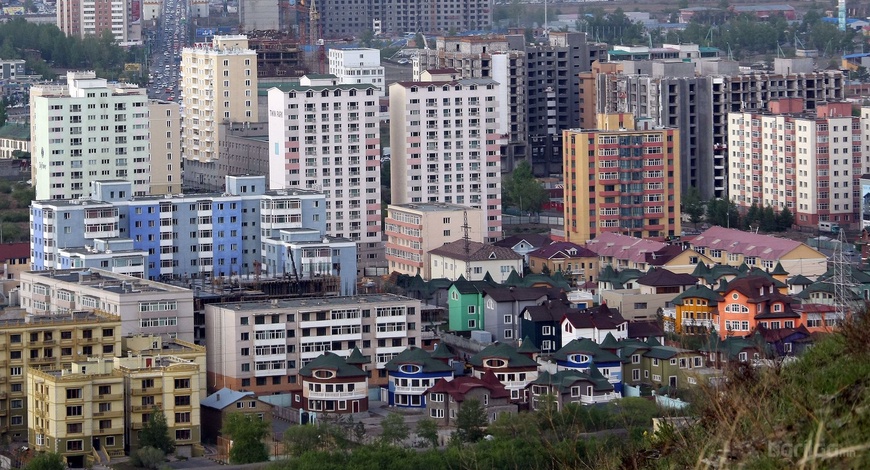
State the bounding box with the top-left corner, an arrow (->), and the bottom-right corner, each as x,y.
463,210 -> 472,280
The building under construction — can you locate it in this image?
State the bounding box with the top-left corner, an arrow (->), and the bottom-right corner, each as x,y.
247,30 -> 308,78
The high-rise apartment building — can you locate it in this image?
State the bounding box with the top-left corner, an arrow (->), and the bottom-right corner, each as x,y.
267,74 -> 383,275
57,0 -> 130,42
181,35 -> 259,187
148,99 -> 181,195
204,294 -> 422,395
0,311 -> 121,439
30,71 -> 151,201
563,113 -> 681,242
29,175 -> 356,292
728,100 -> 866,229
316,0 -> 491,38
597,57 -> 844,199
385,203 -> 484,279
328,48 -> 385,95
416,33 -> 608,175
389,74 -> 505,242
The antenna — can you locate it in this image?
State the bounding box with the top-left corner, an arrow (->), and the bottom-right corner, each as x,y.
463,210 -> 471,280
832,229 -> 856,328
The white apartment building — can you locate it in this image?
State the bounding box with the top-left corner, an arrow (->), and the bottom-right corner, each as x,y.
30,71 -> 150,201
267,74 -> 384,274
389,75 -> 506,242
728,100 -> 866,229
148,99 -> 181,195
327,48 -> 385,95
385,203 -> 483,279
180,35 -> 258,172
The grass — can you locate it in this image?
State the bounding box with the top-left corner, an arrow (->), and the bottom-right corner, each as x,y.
628,314 -> 870,469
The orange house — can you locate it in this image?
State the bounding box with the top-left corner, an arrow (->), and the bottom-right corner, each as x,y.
715,275 -> 801,339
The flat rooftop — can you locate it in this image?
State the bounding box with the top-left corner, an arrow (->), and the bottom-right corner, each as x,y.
212,293 -> 415,311
0,310 -> 116,327
390,202 -> 478,212
26,268 -> 191,294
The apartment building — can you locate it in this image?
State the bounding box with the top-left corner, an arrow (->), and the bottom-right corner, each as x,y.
147,99 -> 182,195
57,0 -> 130,42
181,35 -> 258,187
416,33 -> 608,175
204,294 -> 423,395
267,74 -> 383,274
728,100 -> 865,229
563,113 -> 681,242
239,0 -> 280,32
29,175 -> 355,291
315,0 -> 491,37
389,75 -> 504,242
0,122 -> 30,159
385,203 -> 483,279
328,48 -> 385,95
0,311 -> 121,439
597,57 -> 844,199
19,269 -> 195,342
30,71 -> 151,200
186,121 -> 270,193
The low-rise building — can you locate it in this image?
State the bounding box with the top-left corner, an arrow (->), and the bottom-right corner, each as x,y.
425,373 -> 516,426
468,343 -> 539,402
201,388 -> 274,445
291,352 -> 369,415
428,240 -> 523,283
527,242 -> 599,284
384,347 -> 454,408
0,242 -> 30,280
519,300 -> 574,353
552,338 -> 623,393
493,234 -> 552,267
667,285 -> 723,334
528,368 -> 619,409
561,304 -> 628,345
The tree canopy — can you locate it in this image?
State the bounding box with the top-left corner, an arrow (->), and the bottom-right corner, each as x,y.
453,398 -> 488,444
379,413 -> 409,446
23,453 -> 64,470
139,408 -> 175,454
503,161 -> 548,214
222,413 -> 270,464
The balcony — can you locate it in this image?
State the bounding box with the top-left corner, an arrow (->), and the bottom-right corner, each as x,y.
131,422 -> 145,430
132,387 -> 162,396
93,410 -> 123,418
393,385 -> 429,394
131,403 -> 162,412
307,390 -> 366,400
96,427 -> 123,435
30,357 -> 56,365
96,394 -> 123,401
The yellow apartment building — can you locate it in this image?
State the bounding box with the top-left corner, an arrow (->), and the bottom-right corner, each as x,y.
0,311 -> 121,439
27,360 -> 125,468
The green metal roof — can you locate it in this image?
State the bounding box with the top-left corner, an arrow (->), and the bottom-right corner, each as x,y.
299,351 -> 367,378
469,342 -> 538,368
0,123 -> 29,140
384,347 -> 454,373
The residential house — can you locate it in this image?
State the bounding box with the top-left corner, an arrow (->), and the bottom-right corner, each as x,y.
519,300 -> 574,353
585,233 -> 668,272
627,320 -> 666,344
702,335 -> 765,369
552,338 -> 623,393
292,352 -> 368,415
716,274 -> 801,339
755,325 -> 815,357
620,337 -> 708,391
468,343 -> 539,402
667,285 -> 723,334
428,240 -> 523,283
644,244 -> 714,275
384,347 -> 454,408
447,276 -> 497,332
601,268 -> 697,320
528,368 -> 619,410
425,372 -> 517,426
561,303 -> 628,345
200,388 -> 273,444
691,261 -> 741,289
527,242 -> 599,284
493,234 -> 552,266
787,274 -> 814,296
0,243 -> 29,280
792,302 -> 845,334
686,226 -> 827,278
483,286 -> 550,343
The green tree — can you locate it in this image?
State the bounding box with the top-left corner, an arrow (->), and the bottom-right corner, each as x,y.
0,98 -> 8,128
760,206 -> 777,232
776,207 -> 794,231
222,412 -> 270,464
130,447 -> 165,470
503,160 -> 548,213
379,412 -> 409,446
681,186 -> 705,228
23,453 -> 64,470
453,398 -> 487,443
745,203 -> 761,229
706,198 -> 739,228
415,417 -> 439,448
139,408 -> 175,454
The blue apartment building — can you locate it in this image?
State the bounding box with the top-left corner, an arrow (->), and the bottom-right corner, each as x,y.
30,175 -> 357,295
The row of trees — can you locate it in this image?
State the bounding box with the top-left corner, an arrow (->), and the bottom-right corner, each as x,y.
683,187 -> 794,233
0,19 -> 131,80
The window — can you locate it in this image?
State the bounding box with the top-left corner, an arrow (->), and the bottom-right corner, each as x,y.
67,440 -> 84,451
468,320 -> 477,329
175,429 -> 192,441
430,408 -> 444,418
66,388 -> 82,399
67,423 -> 83,434
174,378 -> 190,389
66,405 -> 83,416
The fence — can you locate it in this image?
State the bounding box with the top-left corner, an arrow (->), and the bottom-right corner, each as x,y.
502,214 -> 564,226
655,394 -> 690,410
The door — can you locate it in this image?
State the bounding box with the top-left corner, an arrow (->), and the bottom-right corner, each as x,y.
669,376 -> 677,388
92,437 -> 101,450
352,400 -> 359,413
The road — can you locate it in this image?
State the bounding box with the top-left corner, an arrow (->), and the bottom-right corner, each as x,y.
146,0 -> 188,102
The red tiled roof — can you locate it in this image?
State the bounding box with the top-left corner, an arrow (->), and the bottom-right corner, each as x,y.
426,371 -> 510,402
0,243 -> 29,261
794,303 -> 837,314
725,275 -> 791,302
585,233 -> 668,264
689,226 -> 816,261
429,240 -> 522,261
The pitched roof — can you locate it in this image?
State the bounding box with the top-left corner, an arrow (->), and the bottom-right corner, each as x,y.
429,240 -> 522,261
530,369 -> 613,393
299,352 -> 367,378
517,336 -> 541,353
528,241 -> 597,260
345,347 -> 369,365
689,226 -> 818,261
584,232 -> 668,264
787,274 -> 814,286
521,299 -> 574,323
469,342 -> 538,368
201,388 -> 255,410
644,345 -> 689,360
671,284 -> 725,306
483,286 -> 550,302
636,268 -> 698,287
563,304 -> 626,330
493,234 -> 552,250
645,245 -> 689,267
553,338 -> 621,363
0,242 -> 30,261
384,347 -> 454,373
723,275 -> 788,301
430,342 -> 455,360
599,332 -> 620,349
427,372 -> 510,401
451,275 -> 497,294
755,324 -> 813,343
628,320 -> 665,339
771,262 -> 788,276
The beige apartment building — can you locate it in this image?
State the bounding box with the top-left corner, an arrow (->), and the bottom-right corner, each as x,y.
148,99 -> 182,195
0,311 -> 121,440
204,294 -> 423,395
19,269 -> 195,342
181,35 -> 258,186
385,203 -> 483,279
